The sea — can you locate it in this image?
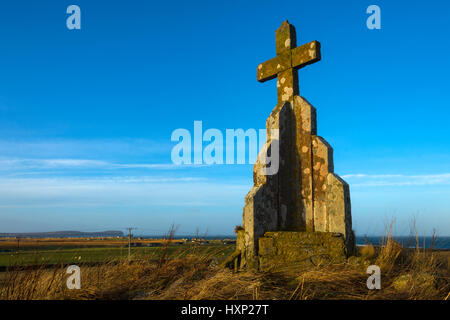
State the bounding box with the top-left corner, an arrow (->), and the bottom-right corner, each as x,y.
355,236 -> 450,250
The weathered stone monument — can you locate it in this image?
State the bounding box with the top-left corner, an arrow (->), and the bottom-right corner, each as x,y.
234,21 -> 355,270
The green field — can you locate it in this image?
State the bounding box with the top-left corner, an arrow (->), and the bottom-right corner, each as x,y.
0,245 -> 235,268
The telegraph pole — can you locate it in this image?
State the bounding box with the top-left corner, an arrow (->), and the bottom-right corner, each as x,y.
126,227 -> 136,261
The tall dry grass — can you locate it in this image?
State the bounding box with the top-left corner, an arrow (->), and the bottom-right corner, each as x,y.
0,222 -> 448,300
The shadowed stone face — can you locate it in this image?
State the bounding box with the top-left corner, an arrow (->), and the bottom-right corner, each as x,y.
237,21 -> 354,270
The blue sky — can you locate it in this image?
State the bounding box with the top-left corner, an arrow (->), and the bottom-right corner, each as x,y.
0,0 -> 449,236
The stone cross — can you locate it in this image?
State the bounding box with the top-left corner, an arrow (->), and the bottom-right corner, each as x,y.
257,21 -> 321,105
234,21 -> 354,270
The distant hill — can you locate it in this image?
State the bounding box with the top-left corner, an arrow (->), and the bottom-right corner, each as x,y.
0,230 -> 124,238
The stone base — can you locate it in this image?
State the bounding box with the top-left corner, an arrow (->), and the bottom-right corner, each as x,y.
258,231 -> 348,271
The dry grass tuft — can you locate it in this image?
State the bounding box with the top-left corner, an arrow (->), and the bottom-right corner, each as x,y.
360,244 -> 375,259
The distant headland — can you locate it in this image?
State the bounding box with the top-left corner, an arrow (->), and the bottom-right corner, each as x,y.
0,231 -> 124,238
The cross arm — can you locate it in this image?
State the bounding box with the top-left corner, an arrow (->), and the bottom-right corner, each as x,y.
257,51 -> 291,82
291,40 -> 321,69
257,40 -> 321,82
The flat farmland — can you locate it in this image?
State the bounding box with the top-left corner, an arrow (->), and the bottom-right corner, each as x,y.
0,238 -> 235,267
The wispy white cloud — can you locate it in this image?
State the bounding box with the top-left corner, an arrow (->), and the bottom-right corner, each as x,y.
0,159 -> 109,169
0,138 -> 171,159
0,158 -> 206,171
112,163 -> 210,170
342,173 -> 450,187
0,176 -> 247,209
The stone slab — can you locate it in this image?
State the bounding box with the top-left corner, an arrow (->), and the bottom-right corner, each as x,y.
258,231 -> 347,271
